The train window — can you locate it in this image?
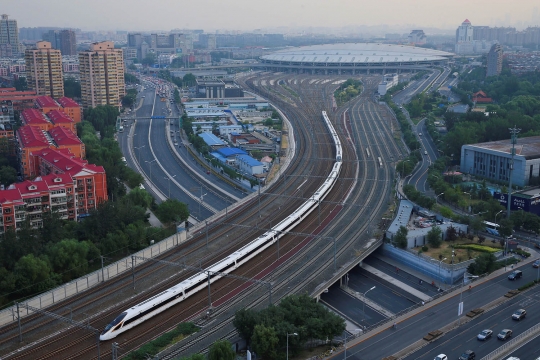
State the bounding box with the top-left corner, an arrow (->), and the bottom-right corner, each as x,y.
102,312 -> 127,334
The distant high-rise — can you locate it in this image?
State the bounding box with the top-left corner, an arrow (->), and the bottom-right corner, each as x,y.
79,41 -> 125,108
25,41 -> 64,98
44,29 -> 77,55
455,19 -> 475,54
0,14 -> 19,54
486,44 -> 503,77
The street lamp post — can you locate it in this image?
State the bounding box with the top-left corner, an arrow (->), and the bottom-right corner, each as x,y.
164,174 -> 177,198
362,286 -> 376,327
286,332 -> 297,360
436,192 -> 444,204
458,274 -> 479,326
437,258 -> 447,290
343,329 -> 362,359
145,159 -> 157,181
199,192 -> 207,219
134,144 -> 145,164
495,210 -> 504,224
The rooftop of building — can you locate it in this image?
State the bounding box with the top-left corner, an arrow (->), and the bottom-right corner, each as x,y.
196,79 -> 225,86
48,126 -> 81,146
35,96 -> 60,108
57,97 -> 79,108
21,108 -> 50,126
17,125 -> 49,148
33,148 -> 104,174
198,132 -> 226,146
0,188 -> 25,204
217,147 -> 247,157
466,135 -> 540,160
47,110 -> 74,124
237,154 -> 263,166
261,43 -> 454,64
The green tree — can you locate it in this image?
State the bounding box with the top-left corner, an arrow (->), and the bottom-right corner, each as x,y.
251,324 -> 279,359
141,52 -> 156,66
125,187 -> 153,209
427,226 -> 443,248
233,308 -> 260,345
154,199 -> 189,224
13,77 -> 28,91
47,239 -> 99,282
394,225 -> 408,249
183,73 -> 196,87
124,73 -> 138,84
498,218 -> 514,238
64,77 -> 81,98
0,165 -> 17,186
208,340 -> 235,360
470,216 -> 485,235
14,254 -> 58,295
467,252 -> 497,275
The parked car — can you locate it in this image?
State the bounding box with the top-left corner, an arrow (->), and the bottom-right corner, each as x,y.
508,270 -> 523,280
512,309 -> 526,320
459,350 -> 476,360
434,355 -> 447,360
477,329 -> 493,341
498,329 -> 513,340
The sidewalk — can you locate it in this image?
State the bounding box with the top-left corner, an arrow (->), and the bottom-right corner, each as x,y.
362,264 -> 430,301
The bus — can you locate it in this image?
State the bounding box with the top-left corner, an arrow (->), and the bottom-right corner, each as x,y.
483,221 -> 500,236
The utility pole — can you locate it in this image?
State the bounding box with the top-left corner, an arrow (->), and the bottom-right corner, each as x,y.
507,126 -> 520,219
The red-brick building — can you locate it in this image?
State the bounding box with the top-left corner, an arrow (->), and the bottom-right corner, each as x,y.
0,148 -> 108,232
472,91 -> 493,103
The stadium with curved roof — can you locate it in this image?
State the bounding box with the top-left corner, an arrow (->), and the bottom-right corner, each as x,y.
259,43 -> 454,74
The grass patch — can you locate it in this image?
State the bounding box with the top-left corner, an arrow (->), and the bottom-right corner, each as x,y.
414,237 -> 504,263
453,244 -> 500,253
124,322 -> 199,360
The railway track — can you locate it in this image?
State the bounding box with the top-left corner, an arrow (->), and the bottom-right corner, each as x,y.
1,73 -> 335,359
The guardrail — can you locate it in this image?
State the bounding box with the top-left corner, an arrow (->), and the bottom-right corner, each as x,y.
481,322 -> 540,360
0,231 -> 187,327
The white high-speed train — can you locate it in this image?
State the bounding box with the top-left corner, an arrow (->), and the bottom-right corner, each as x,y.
100,111 -> 342,340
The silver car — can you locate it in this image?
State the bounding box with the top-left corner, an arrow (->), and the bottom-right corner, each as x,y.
477,329 -> 492,341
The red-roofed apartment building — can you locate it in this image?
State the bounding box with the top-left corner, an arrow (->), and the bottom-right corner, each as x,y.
48,126 -> 85,159
35,95 -> 82,123
0,149 -> 107,232
47,110 -> 76,133
21,108 -> 52,131
35,95 -> 62,114
16,125 -> 51,178
0,88 -> 39,111
57,97 -> 82,123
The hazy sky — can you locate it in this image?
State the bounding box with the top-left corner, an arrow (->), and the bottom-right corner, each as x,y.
3,0 -> 539,33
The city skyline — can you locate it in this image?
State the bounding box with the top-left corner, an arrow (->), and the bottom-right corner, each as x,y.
3,0 -> 540,33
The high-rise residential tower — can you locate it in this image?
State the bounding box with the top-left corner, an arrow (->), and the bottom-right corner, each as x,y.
25,41 -> 65,98
78,41 -> 125,108
45,29 -> 77,55
0,14 -> 19,54
486,43 -> 503,77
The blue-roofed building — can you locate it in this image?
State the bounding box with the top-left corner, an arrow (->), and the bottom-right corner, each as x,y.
217,148 -> 247,157
237,154 -> 264,175
210,151 -> 229,164
199,133 -> 226,147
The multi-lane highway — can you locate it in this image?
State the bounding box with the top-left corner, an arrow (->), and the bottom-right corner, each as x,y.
338,259 -> 540,359
118,84 -> 244,221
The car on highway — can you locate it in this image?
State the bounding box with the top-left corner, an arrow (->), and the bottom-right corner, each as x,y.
508,270 -> 522,280
512,309 -> 526,320
419,133 -> 422,136
533,259 -> 540,268
434,355 -> 447,360
424,150 -> 428,155
477,329 -> 493,340
459,350 -> 476,360
498,329 -> 512,340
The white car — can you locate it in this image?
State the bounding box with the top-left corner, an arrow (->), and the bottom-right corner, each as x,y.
434,355 -> 447,360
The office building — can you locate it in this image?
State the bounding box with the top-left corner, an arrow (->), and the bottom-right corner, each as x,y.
25,41 -> 65,98
79,41 -> 125,108
44,29 -> 77,56
486,43 -> 503,77
461,136 -> 540,187
455,19 -> 474,54
408,30 -> 427,45
0,14 -> 19,55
